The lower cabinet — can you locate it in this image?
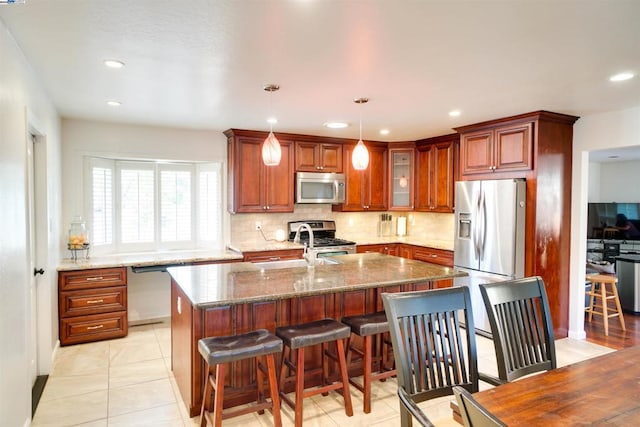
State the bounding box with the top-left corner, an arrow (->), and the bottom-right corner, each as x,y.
58,267 -> 128,345
356,243 -> 398,256
242,249 -> 304,262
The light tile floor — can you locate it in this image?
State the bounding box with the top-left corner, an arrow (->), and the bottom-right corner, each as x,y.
33,320 -> 614,427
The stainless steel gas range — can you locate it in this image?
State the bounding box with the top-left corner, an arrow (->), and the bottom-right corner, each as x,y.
287,220 -> 356,257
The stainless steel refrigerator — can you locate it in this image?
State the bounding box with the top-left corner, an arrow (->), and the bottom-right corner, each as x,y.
453,179 -> 526,335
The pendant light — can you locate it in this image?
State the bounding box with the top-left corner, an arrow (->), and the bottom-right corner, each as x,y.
352,97 -> 370,170
262,84 -> 282,166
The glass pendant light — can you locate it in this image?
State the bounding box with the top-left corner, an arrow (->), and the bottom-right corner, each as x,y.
352,97 -> 370,170
262,84 -> 282,166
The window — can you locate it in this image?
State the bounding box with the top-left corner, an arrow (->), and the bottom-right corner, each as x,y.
86,157 -> 222,253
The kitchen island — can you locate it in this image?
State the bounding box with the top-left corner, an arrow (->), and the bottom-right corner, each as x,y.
168,252 -> 465,416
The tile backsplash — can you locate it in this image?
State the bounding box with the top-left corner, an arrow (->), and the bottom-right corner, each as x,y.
229,204 -> 454,245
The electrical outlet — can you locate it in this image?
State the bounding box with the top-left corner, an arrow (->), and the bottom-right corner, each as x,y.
255,221 -> 262,230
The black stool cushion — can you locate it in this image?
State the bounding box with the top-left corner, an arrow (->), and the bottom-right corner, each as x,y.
198,329 -> 283,366
276,318 -> 351,349
341,311 -> 389,336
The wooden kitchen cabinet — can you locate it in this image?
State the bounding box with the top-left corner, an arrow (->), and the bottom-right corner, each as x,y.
412,246 -> 454,267
242,249 -> 304,262
415,134 -> 457,213
225,129 -> 295,213
336,142 -> 388,211
295,141 -> 343,172
458,121 -> 532,177
357,244 -> 398,256
388,145 -> 415,211
454,110 -> 579,337
58,267 -> 128,345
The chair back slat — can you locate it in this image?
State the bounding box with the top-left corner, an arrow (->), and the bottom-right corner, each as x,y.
480,276 -> 556,382
383,287 -> 479,404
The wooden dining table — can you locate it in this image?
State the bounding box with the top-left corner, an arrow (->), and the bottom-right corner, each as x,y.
452,345 -> 640,426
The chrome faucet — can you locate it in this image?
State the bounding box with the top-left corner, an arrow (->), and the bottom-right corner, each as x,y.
294,223 -> 316,266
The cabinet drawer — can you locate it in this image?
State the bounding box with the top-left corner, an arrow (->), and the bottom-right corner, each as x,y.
60,311 -> 128,346
243,249 -> 303,262
59,267 -> 127,291
413,247 -> 454,267
59,286 -> 127,318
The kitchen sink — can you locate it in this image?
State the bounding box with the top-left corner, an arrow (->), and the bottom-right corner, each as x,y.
253,258 -> 339,270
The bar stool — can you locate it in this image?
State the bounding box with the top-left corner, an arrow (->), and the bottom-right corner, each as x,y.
585,274 -> 626,336
342,311 -> 396,413
198,329 -> 283,427
276,318 -> 353,427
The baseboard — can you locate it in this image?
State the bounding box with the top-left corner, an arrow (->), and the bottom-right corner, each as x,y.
129,316 -> 170,327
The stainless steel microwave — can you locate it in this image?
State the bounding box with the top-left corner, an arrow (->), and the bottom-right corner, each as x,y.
295,172 -> 345,204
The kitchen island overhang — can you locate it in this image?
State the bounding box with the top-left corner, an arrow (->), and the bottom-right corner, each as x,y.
168,252 -> 466,417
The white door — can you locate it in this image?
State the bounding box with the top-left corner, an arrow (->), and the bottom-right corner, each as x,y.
27,133 -> 41,386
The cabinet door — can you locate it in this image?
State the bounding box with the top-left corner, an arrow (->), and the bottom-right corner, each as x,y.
243,249 -> 304,262
264,139 -> 294,212
341,144 -> 367,211
430,141 -> 455,212
414,145 -> 432,211
398,244 -> 414,259
389,148 -> 414,211
319,143 -> 343,172
233,137 -> 265,212
366,145 -> 389,211
460,130 -> 493,176
494,122 -> 533,172
294,141 -> 319,172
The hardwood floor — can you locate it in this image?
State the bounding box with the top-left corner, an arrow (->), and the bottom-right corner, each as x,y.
585,311 -> 640,349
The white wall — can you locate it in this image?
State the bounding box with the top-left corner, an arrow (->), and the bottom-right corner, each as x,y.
0,20 -> 62,427
61,119 -> 229,321
589,160 -> 640,202
570,106 -> 640,339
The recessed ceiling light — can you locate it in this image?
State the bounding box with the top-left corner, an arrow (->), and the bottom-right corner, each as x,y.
267,117 -> 278,124
380,129 -> 390,135
323,122 -> 349,129
449,110 -> 461,117
609,72 -> 634,82
103,59 -> 125,69
106,100 -> 122,107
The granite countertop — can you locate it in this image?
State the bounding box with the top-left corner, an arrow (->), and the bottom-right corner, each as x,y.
58,249 -> 243,271
167,252 -> 466,309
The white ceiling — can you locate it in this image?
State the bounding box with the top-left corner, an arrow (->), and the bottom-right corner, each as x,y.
1,0 -> 639,146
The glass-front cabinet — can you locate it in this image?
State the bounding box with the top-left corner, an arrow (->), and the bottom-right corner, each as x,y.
389,146 -> 414,210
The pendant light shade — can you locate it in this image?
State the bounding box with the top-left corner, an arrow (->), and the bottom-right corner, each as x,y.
262,84 -> 281,166
352,97 -> 370,170
262,131 -> 282,166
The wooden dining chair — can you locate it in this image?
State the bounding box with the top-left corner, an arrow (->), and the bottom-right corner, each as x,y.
453,386 -> 506,427
479,276 -> 556,383
382,286 -> 496,427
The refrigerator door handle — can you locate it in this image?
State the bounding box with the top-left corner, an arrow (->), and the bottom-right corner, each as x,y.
480,190 -> 488,261
473,191 -> 481,260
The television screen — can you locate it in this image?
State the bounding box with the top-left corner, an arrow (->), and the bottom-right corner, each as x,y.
588,202 -> 640,240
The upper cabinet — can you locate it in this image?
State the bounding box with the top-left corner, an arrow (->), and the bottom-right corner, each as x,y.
458,121 -> 533,177
295,141 -> 343,173
388,144 -> 415,211
414,134 -> 457,213
336,142 -> 388,211
225,129 -> 294,213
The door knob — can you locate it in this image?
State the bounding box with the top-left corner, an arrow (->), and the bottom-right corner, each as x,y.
34,268 -> 45,276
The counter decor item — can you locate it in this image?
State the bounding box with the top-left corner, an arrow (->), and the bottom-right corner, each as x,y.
67,215 -> 90,261
397,216 -> 407,236
378,213 -> 393,236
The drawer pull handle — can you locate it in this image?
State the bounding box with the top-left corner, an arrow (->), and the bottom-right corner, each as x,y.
431,254 -> 437,258
86,299 -> 104,304
87,324 -> 104,330
85,276 -> 104,281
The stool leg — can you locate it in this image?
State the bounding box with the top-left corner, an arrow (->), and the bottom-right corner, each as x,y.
213,364 -> 225,427
612,283 -> 627,331
321,342 -> 329,396
200,364 -> 213,427
601,282 -> 609,336
256,356 -> 266,414
266,353 -> 282,427
336,338 -> 354,417
294,348 -> 305,427
278,346 -> 290,395
363,334 -> 372,414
